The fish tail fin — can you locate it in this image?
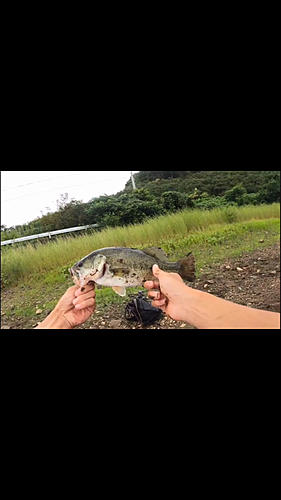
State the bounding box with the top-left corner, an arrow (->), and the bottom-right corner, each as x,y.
177,252 -> 196,282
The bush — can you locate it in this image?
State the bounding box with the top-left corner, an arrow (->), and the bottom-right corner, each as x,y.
161,191 -> 194,211
225,183 -> 247,204
194,196 -> 229,210
223,207 -> 238,223
257,177 -> 280,204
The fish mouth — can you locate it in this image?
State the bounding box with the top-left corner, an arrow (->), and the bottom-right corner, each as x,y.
102,263 -> 107,276
70,267 -> 80,285
70,262 -> 107,287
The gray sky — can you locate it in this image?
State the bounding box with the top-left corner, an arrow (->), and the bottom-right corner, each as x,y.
1,171 -> 139,228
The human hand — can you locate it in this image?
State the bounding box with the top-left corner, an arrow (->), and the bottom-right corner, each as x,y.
54,283 -> 96,328
144,264 -> 190,322
145,265 -> 281,330
36,283 -> 96,329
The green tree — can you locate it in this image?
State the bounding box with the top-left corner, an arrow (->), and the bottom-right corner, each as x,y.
225,184 -> 247,205
161,191 -> 194,211
257,173 -> 280,204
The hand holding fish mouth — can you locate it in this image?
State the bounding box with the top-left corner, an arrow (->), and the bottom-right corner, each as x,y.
144,264 -> 189,322
35,283 -> 96,329
55,283 -> 96,328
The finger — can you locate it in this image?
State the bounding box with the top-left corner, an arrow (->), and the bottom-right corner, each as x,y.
73,290 -> 96,305
75,297 -> 96,310
148,290 -> 166,301
75,283 -> 95,297
144,280 -> 160,290
152,264 -> 162,278
152,298 -> 167,308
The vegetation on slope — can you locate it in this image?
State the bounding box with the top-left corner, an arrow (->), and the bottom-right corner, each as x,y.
1,170 -> 280,241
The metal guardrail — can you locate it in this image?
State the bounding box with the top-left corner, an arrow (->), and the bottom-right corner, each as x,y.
1,224 -> 98,246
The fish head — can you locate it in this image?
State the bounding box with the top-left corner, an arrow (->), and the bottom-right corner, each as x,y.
70,253 -> 107,287
69,266 -> 80,286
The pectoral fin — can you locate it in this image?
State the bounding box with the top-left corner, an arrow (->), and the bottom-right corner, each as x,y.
112,286 -> 126,297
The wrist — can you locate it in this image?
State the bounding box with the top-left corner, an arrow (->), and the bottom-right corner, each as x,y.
177,286 -> 209,326
182,287 -> 220,329
35,309 -> 72,329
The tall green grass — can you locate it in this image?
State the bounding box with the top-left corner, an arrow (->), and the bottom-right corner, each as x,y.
1,203 -> 280,287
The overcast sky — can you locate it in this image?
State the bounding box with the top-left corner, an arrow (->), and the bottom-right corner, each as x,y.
1,171 -> 139,228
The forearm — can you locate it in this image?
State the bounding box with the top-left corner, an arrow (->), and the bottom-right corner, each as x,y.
181,287 -> 280,329
35,309 -> 72,329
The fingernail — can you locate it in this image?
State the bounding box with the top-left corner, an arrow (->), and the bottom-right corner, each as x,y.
153,264 -> 159,273
75,304 -> 81,309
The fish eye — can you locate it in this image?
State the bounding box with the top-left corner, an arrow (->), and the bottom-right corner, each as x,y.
78,262 -> 83,268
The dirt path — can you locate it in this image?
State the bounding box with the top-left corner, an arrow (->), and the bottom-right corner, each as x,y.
1,244 -> 280,329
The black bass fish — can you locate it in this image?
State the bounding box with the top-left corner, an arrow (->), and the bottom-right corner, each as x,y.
70,246 -> 196,296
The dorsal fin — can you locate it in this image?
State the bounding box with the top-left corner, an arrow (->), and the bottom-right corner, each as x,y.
142,247 -> 168,262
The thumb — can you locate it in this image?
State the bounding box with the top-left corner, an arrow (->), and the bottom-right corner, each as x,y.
152,264 -> 161,277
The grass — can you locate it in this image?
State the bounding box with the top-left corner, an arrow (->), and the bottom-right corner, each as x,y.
1,203 -> 280,288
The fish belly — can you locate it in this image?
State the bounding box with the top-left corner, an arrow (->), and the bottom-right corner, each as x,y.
95,275 -> 141,288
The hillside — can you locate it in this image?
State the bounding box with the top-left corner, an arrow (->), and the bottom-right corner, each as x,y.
124,170 -> 279,197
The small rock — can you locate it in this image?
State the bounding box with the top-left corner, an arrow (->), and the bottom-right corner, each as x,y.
109,319 -> 121,328
225,265 -> 231,270
101,321 -> 106,326
207,280 -> 214,284
237,267 -> 243,272
200,268 -> 204,272
270,271 -> 276,274
180,323 -> 186,328
204,284 -> 208,289
257,269 -> 261,273
36,309 -> 43,315
1,312 -> 5,316
259,240 -> 264,243
1,325 -> 10,329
